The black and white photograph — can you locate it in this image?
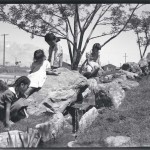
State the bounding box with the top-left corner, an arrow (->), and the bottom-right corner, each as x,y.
0,2 -> 150,148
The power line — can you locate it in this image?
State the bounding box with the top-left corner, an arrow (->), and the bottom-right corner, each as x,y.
1,34 -> 9,67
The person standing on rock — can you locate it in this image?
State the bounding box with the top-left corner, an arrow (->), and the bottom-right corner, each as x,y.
25,49 -> 60,98
45,33 -> 63,69
80,43 -> 103,78
0,76 -> 30,130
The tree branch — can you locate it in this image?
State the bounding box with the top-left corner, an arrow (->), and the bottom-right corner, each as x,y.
66,21 -> 73,64
142,27 -> 149,57
76,4 -> 82,32
101,4 -> 139,48
83,4 -> 101,31
81,4 -> 112,55
57,4 -> 74,37
39,16 -> 66,37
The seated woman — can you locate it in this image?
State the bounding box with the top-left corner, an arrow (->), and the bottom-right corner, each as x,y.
80,43 -> 102,78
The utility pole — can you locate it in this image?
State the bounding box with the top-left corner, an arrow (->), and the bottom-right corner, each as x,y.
123,53 -> 127,63
1,34 -> 9,67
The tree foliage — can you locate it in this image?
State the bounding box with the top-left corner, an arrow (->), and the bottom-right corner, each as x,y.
129,10 -> 150,59
0,4 -> 141,69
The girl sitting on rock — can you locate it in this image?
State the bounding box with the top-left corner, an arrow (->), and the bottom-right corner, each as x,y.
25,49 -> 60,98
80,43 -> 102,78
0,76 -> 30,130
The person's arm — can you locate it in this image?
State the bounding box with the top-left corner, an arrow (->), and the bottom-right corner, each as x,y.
79,59 -> 87,73
2,91 -> 15,129
97,51 -> 101,68
5,101 -> 11,128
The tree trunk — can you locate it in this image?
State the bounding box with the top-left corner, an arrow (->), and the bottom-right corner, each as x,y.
72,4 -> 79,70
72,51 -> 82,70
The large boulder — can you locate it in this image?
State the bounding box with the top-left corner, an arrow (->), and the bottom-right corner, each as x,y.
118,70 -> 139,80
113,76 -> 139,90
77,107 -> 99,134
86,78 -> 125,109
26,67 -> 88,115
105,136 -> 137,147
121,62 -> 142,76
82,71 -> 139,110
95,69 -> 139,84
97,82 -> 125,109
35,112 -> 64,142
23,68 -> 87,143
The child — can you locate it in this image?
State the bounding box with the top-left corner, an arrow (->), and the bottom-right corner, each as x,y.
87,43 -> 101,65
79,43 -> 102,78
0,76 -> 30,130
25,49 -> 59,98
45,33 -> 63,69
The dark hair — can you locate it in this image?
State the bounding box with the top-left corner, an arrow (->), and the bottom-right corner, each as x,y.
92,43 -> 101,51
45,33 -> 60,43
13,76 -> 30,88
34,49 -> 45,61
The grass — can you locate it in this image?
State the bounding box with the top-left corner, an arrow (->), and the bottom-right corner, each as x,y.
77,75 -> 150,146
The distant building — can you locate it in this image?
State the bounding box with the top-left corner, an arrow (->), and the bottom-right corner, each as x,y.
102,64 -> 116,71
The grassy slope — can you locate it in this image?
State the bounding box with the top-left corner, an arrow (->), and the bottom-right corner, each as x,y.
77,75 -> 150,146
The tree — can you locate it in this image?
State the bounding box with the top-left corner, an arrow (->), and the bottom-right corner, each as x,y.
0,4 -> 141,70
129,11 -> 150,59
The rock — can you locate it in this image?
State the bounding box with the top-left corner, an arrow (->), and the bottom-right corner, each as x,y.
97,82 -> 125,109
78,107 -> 98,134
138,58 -> 149,75
105,136 -> 135,147
0,130 -> 23,147
85,71 -> 139,109
138,58 -> 148,68
82,79 -> 98,106
26,67 -> 88,115
67,140 -> 101,147
35,112 -> 65,142
119,70 -> 139,80
113,77 -> 139,90
121,62 -> 142,76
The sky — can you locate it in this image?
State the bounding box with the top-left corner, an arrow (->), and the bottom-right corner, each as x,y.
0,4 -> 150,67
